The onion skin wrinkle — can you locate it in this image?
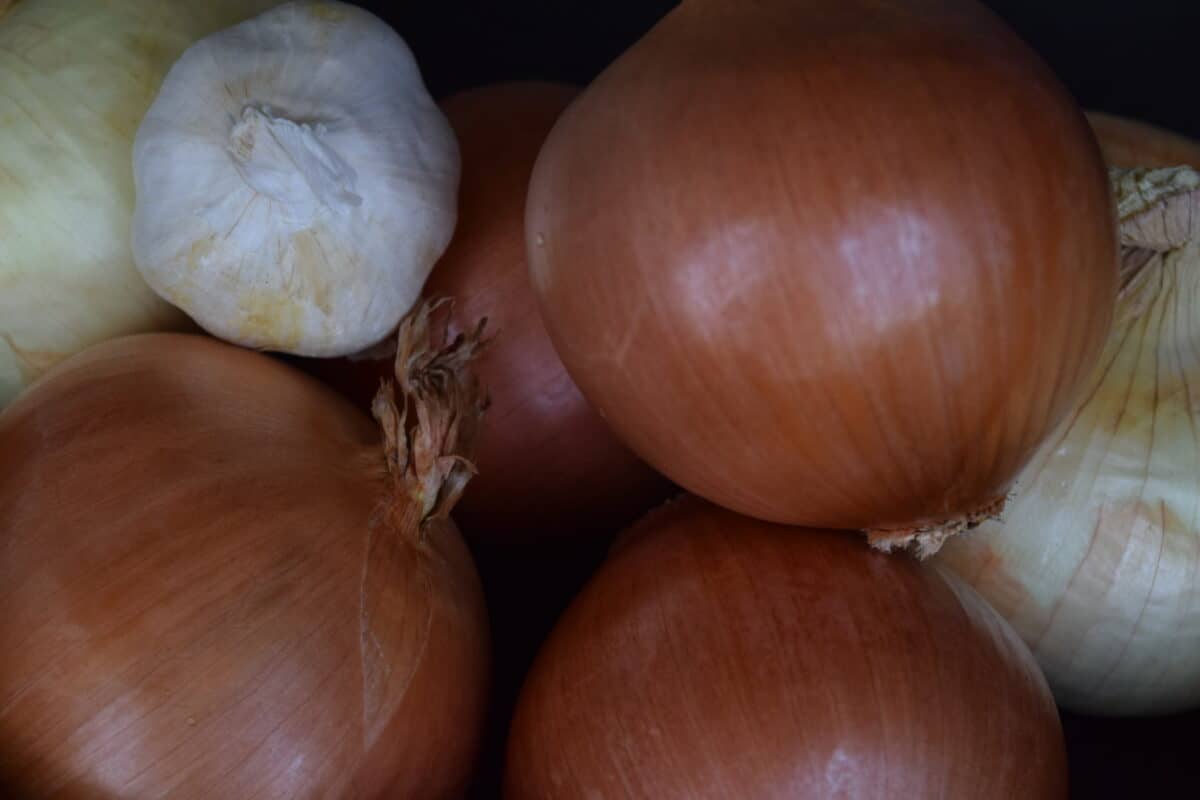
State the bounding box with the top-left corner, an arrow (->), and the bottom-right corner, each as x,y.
307,81 -> 673,540
936,166 -> 1200,716
527,0 -> 1118,552
1086,111 -> 1200,169
504,496 -> 1068,799
0,302 -> 490,797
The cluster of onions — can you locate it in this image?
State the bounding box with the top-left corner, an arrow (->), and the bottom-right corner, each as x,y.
526,0 -> 1118,553
3,0 -> 1177,796
306,81 -> 673,539
936,161 -> 1200,716
0,303 -> 489,796
505,497 -> 1068,797
501,0 -> 1140,794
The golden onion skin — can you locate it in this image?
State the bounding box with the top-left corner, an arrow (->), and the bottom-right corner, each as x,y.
527,0 -> 1118,543
0,333 -> 489,798
506,497 -> 1067,798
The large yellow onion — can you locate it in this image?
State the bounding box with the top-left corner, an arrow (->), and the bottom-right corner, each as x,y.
0,304 -> 489,796
0,0 -> 278,407
937,166 -> 1200,715
526,0 -> 1117,550
506,497 -> 1067,798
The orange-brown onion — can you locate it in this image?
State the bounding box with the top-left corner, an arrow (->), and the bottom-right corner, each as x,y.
505,497 -> 1068,799
0,317 -> 489,797
307,81 -> 672,540
1086,110 -> 1200,168
526,0 -> 1118,546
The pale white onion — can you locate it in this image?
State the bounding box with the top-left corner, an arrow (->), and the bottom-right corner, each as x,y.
0,0 -> 279,407
937,166 -> 1200,715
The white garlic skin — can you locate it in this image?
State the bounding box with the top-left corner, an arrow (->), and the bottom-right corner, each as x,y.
131,0 -> 459,357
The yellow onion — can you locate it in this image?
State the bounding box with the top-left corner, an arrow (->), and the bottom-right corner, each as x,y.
0,302 -> 489,795
525,0 -> 1117,551
937,166 -> 1200,715
506,496 -> 1067,798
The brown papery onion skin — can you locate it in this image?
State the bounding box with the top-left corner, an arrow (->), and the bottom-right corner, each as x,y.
0,314 -> 488,797
306,81 -> 673,540
504,497 -> 1067,798
1087,111 -> 1200,168
527,0 -> 1118,548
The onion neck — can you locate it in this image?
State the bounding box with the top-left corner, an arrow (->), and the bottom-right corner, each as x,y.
371,300 -> 489,541
1112,167 -> 1200,318
228,105 -> 362,224
866,495 -> 1008,559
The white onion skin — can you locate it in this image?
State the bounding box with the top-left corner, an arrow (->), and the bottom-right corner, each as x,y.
1086,111 -> 1200,169
936,155 -> 1200,716
937,241 -> 1200,715
526,0 -> 1118,539
0,334 -> 488,798
0,0 -> 278,407
504,496 -> 1068,798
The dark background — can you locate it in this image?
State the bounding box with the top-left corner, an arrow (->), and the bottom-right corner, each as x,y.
351,1 -> 1200,797
365,0 -> 1200,137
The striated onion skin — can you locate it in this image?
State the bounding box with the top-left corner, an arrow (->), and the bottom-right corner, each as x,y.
505,497 -> 1068,799
935,167 -> 1200,716
309,81 -> 673,540
0,330 -> 488,797
527,0 -> 1118,546
1086,111 -> 1200,169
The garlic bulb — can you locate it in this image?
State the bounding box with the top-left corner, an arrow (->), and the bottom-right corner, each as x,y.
0,0 -> 278,408
131,0 -> 459,357
936,166 -> 1200,716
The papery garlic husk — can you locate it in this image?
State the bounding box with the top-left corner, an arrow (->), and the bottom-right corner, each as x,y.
131,0 -> 459,357
936,166 -> 1200,716
0,0 -> 279,408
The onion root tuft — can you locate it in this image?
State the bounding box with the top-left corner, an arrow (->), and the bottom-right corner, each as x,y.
867,495 -> 1007,558
372,299 -> 490,535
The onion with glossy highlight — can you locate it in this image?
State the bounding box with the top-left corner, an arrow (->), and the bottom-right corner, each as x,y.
505,497 -> 1067,798
0,304 -> 489,797
526,0 -> 1118,551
